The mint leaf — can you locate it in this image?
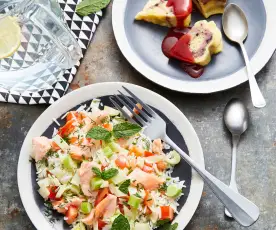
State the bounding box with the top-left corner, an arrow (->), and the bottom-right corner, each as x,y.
168,223 -> 178,230
92,167 -> 102,178
158,221 -> 178,230
111,214 -> 130,230
119,179 -> 130,194
113,122 -> 142,139
156,219 -> 170,227
76,0 -> 111,16
87,126 -> 111,141
102,168 -> 118,180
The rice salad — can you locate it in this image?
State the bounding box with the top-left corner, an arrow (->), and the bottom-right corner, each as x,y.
31,99 -> 185,230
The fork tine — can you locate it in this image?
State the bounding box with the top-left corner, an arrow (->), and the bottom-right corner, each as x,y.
114,94 -> 147,127
122,86 -> 158,117
118,90 -> 152,121
109,97 -> 136,124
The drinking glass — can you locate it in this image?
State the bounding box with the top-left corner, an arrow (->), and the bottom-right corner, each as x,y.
0,0 -> 82,92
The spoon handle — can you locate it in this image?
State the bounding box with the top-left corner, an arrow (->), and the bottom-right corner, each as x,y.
239,43 -> 266,108
225,135 -> 240,217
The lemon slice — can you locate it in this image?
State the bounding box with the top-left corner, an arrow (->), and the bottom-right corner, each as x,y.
0,16 -> 21,59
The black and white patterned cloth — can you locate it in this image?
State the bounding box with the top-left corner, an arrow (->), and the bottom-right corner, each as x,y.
0,0 -> 102,104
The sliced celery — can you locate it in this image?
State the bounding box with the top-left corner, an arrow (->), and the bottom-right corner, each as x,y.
128,195 -> 142,209
68,184 -> 80,195
72,222 -> 86,230
103,146 -> 113,158
166,150 -> 181,165
90,177 -> 104,191
166,184 -> 182,198
63,155 -> 77,171
80,202 -> 92,214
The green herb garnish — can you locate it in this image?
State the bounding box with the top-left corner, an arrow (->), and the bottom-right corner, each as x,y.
62,135 -> 70,144
156,219 -> 170,227
111,214 -> 130,230
157,220 -> 178,230
46,150 -> 55,157
92,167 -> 102,178
76,0 -> 111,16
87,126 -> 112,141
158,182 -> 168,192
119,179 -> 130,194
101,168 -> 118,180
168,223 -> 178,230
134,192 -> 142,198
142,138 -> 151,151
113,122 -> 142,139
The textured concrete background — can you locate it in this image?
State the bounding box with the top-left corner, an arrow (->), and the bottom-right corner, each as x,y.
1,3 -> 276,230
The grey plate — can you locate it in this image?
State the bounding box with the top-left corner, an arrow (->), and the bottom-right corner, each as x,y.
112,0 -> 276,93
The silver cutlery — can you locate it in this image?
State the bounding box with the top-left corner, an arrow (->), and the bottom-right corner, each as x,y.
222,4 -> 266,108
110,86 -> 259,227
223,98 -> 249,218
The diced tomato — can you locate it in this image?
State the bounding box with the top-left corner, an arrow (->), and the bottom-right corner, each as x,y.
66,111 -> 82,123
129,145 -> 144,157
115,155 -> 128,169
142,165 -> 154,173
65,206 -> 78,225
156,161 -> 168,171
144,151 -> 154,157
98,219 -> 107,229
51,141 -> 61,151
95,188 -> 109,207
144,161 -> 153,167
68,137 -> 78,144
144,190 -> 153,207
133,103 -> 142,114
70,152 -> 83,161
58,119 -> 76,137
102,123 -> 113,131
160,206 -> 174,221
47,186 -> 58,200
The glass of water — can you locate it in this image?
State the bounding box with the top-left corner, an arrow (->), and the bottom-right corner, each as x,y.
0,0 -> 82,92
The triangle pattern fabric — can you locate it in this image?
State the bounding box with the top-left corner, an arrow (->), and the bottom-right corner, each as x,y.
0,0 -> 102,104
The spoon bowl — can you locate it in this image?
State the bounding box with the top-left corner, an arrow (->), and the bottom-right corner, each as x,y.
223,98 -> 250,218
223,4 -> 248,43
224,98 -> 249,135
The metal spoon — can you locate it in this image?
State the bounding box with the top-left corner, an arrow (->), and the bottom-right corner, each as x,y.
222,4 -> 266,108
224,98 -> 249,218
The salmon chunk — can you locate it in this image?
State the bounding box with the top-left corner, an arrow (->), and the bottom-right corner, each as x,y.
32,136 -> 52,162
128,168 -> 165,190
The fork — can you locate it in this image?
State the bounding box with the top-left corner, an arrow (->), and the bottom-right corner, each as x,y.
110,86 -> 260,227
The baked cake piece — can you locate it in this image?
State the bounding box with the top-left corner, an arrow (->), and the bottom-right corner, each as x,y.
193,0 -> 227,18
170,20 -> 223,66
135,0 -> 192,28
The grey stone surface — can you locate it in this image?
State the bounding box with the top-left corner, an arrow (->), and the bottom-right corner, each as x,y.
1,3 -> 276,230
